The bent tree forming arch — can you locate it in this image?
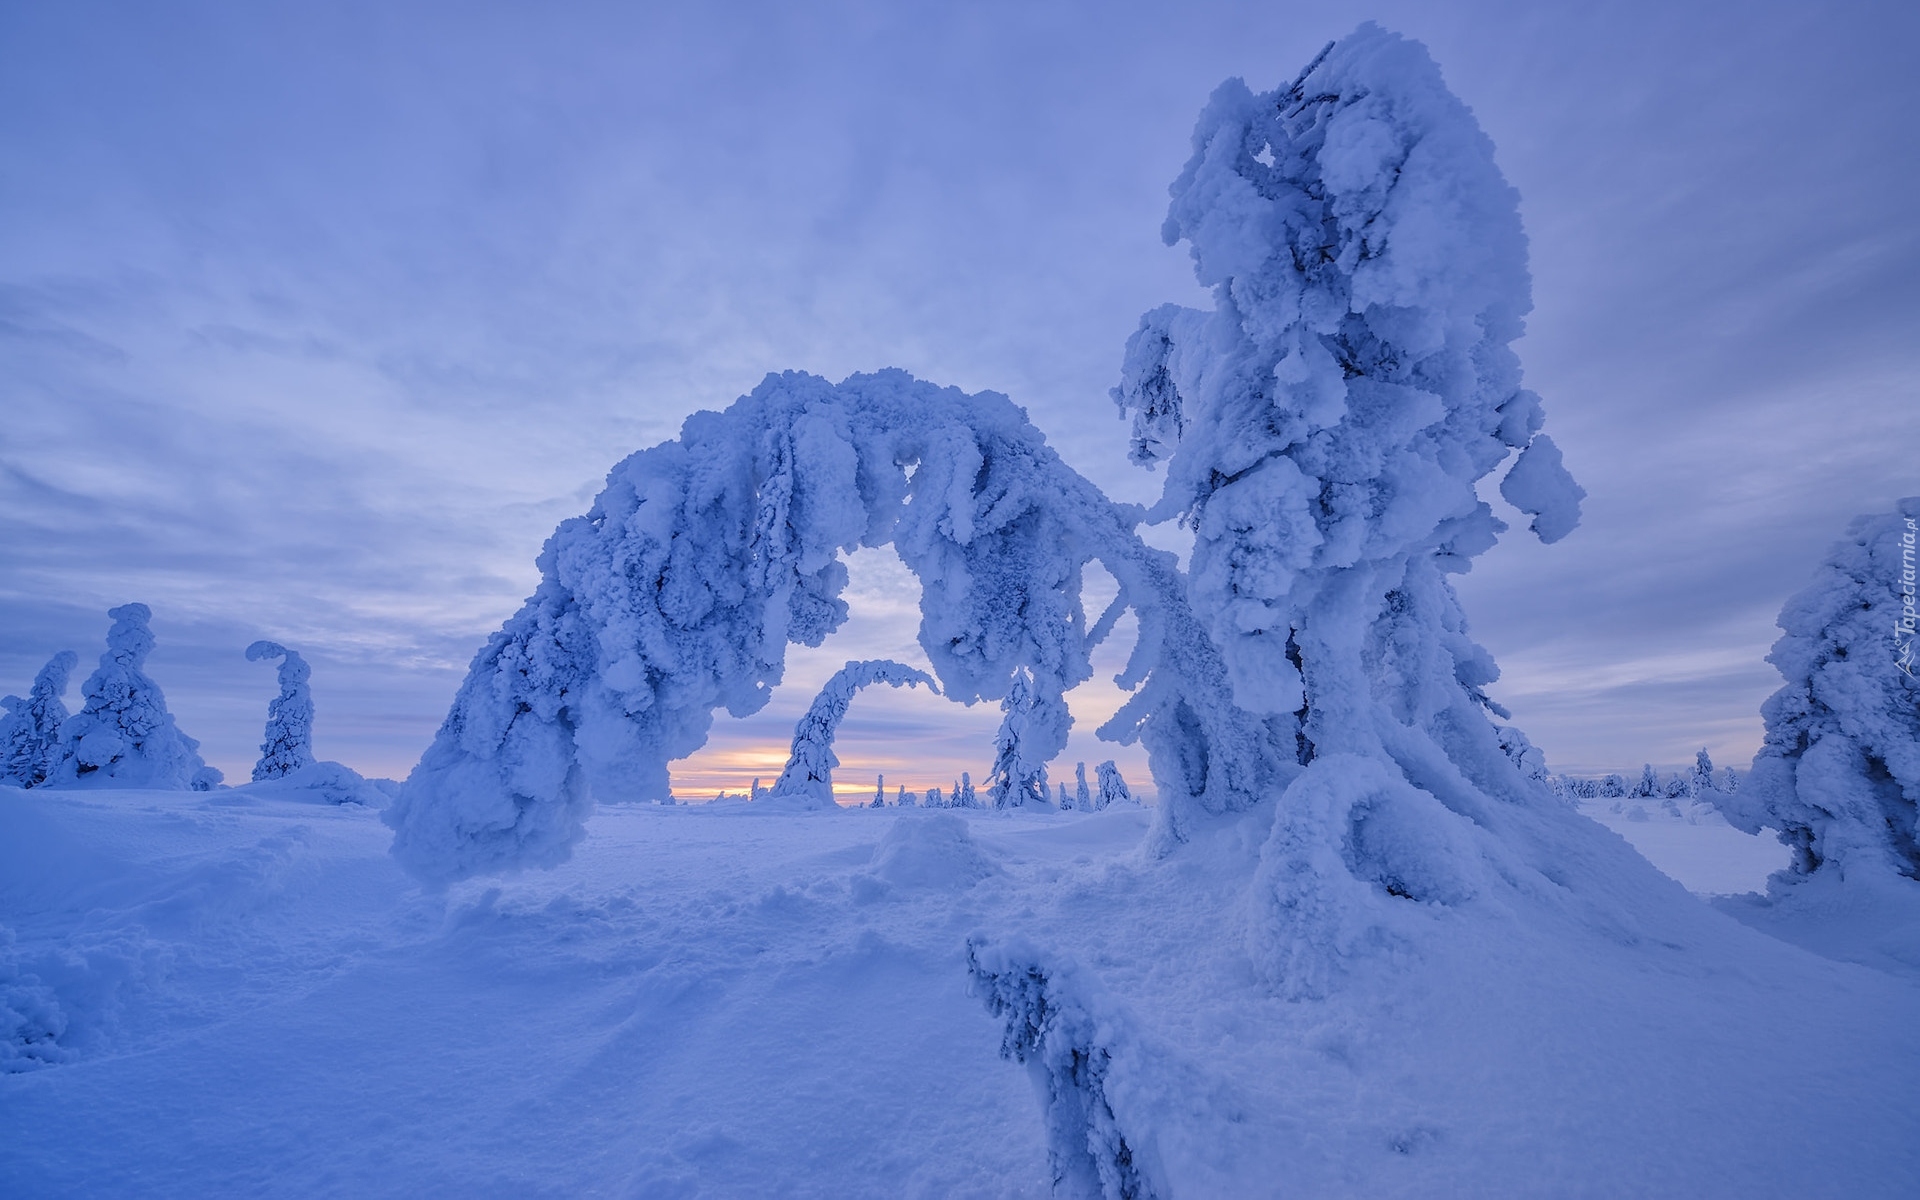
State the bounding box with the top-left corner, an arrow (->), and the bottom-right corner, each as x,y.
767,658 -> 938,809
387,370 -> 1277,884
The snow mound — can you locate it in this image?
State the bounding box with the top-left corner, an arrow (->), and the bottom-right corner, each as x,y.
236,760 -> 393,807
858,812 -> 1000,895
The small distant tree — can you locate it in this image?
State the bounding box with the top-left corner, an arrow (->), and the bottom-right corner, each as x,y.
1720,767 -> 1738,794
955,771 -> 979,809
924,786 -> 941,807
1632,764 -> 1660,799
245,641 -> 315,781
872,775 -> 886,808
1691,749 -> 1717,794
1056,781 -> 1073,809
987,668 -> 1059,809
1,650 -> 78,788
1094,760 -> 1132,809
1598,773 -> 1627,799
896,784 -> 909,807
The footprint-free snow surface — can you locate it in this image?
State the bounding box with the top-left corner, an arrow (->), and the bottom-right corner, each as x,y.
3,785 -> 1915,1198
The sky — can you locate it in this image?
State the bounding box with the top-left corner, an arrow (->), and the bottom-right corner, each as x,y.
2,0 -> 1916,794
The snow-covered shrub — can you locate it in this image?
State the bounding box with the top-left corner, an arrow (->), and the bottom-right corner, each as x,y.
1111,24 -> 1582,848
766,659 -> 936,809
388,370 -> 1265,883
1,651 -> 78,788
45,604 -> 216,791
1723,498 -> 1920,882
244,641 -> 314,781
1094,761 -> 1131,809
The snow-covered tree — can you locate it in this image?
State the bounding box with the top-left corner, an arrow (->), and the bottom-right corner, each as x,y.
766,659 -> 936,809
1631,765 -> 1660,799
1720,767 -> 1738,794
1,650 -> 78,788
1110,24 -> 1583,852
987,668 -> 1058,810
1723,498 -> 1920,883
1056,781 -> 1072,809
45,604 -> 218,790
1094,761 -> 1131,809
245,640 -> 315,781
1074,761 -> 1092,811
1494,725 -> 1550,789
955,772 -> 978,809
872,775 -> 886,809
1598,774 -> 1627,800
1691,749 -> 1717,794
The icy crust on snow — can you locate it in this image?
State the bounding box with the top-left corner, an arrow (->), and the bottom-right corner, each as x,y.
389,369 -> 1274,884
766,658 -> 937,809
44,604 -> 218,791
1722,497 -> 1920,885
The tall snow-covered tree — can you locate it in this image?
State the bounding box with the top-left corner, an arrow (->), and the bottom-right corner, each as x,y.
46,604 -> 217,790
1723,498 -> 1920,883
1110,23 -> 1583,851
1094,761 -> 1131,809
872,775 -> 886,808
767,659 -> 936,809
1632,765 -> 1660,799
245,640 -> 315,781
955,772 -> 978,809
1,650 -> 78,788
1074,761 -> 1092,811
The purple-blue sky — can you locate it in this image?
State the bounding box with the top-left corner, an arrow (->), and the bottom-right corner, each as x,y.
3,0 -> 1916,793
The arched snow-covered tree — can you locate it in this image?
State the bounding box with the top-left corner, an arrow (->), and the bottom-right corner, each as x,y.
1,650 -> 78,788
765,659 -> 936,809
1723,498 -> 1920,883
386,370 -> 1267,883
245,640 -> 315,781
46,604 -> 218,790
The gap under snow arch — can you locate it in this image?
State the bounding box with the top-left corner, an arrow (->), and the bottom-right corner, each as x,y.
385,370 -> 1274,885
